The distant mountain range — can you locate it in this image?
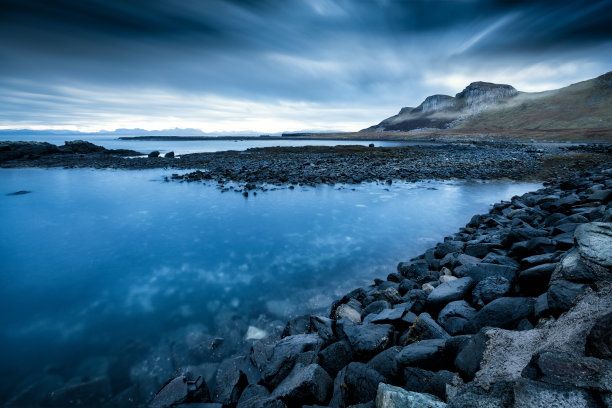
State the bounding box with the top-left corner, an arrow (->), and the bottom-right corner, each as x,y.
363,71 -> 612,132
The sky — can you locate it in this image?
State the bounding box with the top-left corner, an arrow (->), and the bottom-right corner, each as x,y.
1,0 -> 611,134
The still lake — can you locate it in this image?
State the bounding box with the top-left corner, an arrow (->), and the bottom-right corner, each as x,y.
0,168 -> 539,403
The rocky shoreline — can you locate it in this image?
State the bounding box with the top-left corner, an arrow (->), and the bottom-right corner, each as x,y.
1,140 -> 611,189
146,166 -> 612,408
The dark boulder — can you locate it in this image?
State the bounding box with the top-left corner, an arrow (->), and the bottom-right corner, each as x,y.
149,150 -> 161,158
395,339 -> 447,370
426,277 -> 475,309
518,263 -> 557,296
574,222 -> 612,268
319,341 -> 352,378
362,300 -> 392,319
437,301 -> 476,335
310,316 -> 336,345
150,375 -> 209,408
547,279 -> 590,315
282,315 -> 312,338
397,261 -> 436,283
434,241 -> 464,259
403,367 -> 435,393
468,297 -> 535,332
366,346 -> 402,382
398,279 -> 418,295
401,290 -> 428,314
453,263 -> 517,284
271,363 -> 332,405
454,329 -> 488,381
164,151 -> 175,158
585,311 -> 612,360
400,313 -> 450,345
362,307 -> 406,326
212,357 -> 250,406
339,322 -> 394,360
513,378 -> 600,407
329,363 -> 385,408
471,276 -> 511,307
447,381 -> 515,408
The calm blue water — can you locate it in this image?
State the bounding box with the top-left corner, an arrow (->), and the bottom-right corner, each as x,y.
0,135 -> 429,155
0,168 -> 539,405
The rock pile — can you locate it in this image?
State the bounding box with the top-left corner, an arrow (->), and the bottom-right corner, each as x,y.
150,167 -> 612,408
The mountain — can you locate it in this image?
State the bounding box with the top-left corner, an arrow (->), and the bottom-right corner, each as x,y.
363,71 -> 612,132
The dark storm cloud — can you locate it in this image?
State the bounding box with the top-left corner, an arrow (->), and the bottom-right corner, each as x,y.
1,0 -> 611,131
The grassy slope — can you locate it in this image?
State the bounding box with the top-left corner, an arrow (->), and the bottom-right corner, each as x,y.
454,73 -> 612,131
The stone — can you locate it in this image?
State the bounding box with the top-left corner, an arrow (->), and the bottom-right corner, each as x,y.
396,339 -> 447,370
319,341 -> 353,377
150,375 -> 209,408
340,323 -> 394,360
335,304 -> 362,324
402,313 -> 450,345
271,363 -> 332,405
574,222 -> 612,267
149,150 -> 160,158
311,315 -> 336,345
362,301 -> 392,318
282,315 -> 312,337
164,151 -> 175,158
454,329 -> 488,380
522,350 -> 612,392
261,334 -> 324,389
329,362 -> 386,407
517,263 -> 557,296
371,287 -> 402,304
237,384 -> 287,408
427,277 -> 475,309
366,346 -> 402,382
534,293 -> 550,319
521,252 -> 561,267
547,279 -> 590,314
446,381 -> 514,408
437,301 -> 476,333
481,252 -> 520,268
375,383 -> 446,408
471,276 -> 511,307
212,357 -> 249,406
469,297 -> 535,332
363,307 -> 406,325
465,243 -> 500,258
513,378 -> 599,408
585,311 -> 612,359
453,263 -> 517,284
403,367 -> 435,393
434,241 -> 464,259
398,279 -> 418,295
398,261 -> 434,283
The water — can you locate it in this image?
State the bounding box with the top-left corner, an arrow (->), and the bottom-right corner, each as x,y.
0,135 -> 431,155
0,168 -> 540,404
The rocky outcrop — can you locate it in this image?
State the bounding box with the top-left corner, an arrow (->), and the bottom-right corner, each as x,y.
0,140 -> 141,162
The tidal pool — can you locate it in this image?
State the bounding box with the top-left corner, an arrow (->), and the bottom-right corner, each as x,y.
0,168 -> 540,404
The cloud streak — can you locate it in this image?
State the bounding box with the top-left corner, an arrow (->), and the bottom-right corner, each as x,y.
1,0 -> 611,132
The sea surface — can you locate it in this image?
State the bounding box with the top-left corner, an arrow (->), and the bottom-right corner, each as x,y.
0,168 -> 540,403
0,135 -> 432,155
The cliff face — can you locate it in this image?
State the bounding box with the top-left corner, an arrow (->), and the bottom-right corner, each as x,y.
363,81 -> 518,132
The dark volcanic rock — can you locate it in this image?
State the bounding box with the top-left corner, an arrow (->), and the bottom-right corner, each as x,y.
212,357 -> 249,406
518,263 -> 557,296
468,297 -> 535,332
401,313 -> 450,345
426,277 -> 475,309
471,276 -> 511,307
319,341 -> 353,378
149,150 -> 161,158
150,375 -> 209,408
547,279 -> 590,314
574,222 -> 612,267
454,329 -> 488,381
339,322 -> 394,360
585,311 -> 612,359
453,263 -> 517,284
271,363 -> 332,405
437,301 -> 476,335
513,378 -> 600,407
329,362 -> 385,408
366,346 -> 402,382
396,339 -> 447,370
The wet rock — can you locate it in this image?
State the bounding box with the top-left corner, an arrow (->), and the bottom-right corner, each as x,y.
150,375 -> 209,408
547,279 -> 590,314
149,151 -> 160,158
319,341 -> 353,378
335,304 -> 362,324
366,346 -> 402,381
402,290 -> 429,315
446,381 -> 515,408
534,293 -> 551,319
464,243 -> 500,258
164,151 -> 175,158
329,362 -> 385,408
517,263 -> 557,296
454,329 -> 487,381
513,378 -> 599,407
362,307 -> 406,326
469,297 -> 535,332
434,241 -> 464,259
471,276 -> 511,307
585,311 -> 612,359
480,252 -> 520,268
396,339 -> 447,370
370,287 -> 401,304
261,334 -> 324,389
426,277 -> 475,309
375,383 -> 446,408
453,263 -> 517,284
237,384 -> 286,408
271,363 -> 332,405
398,279 -> 418,296
282,315 -> 312,337
311,316 -> 336,345
339,322 -> 394,360
521,252 -> 561,267
212,357 -> 249,406
402,313 -> 450,345
437,301 -> 476,335
522,350 -> 612,392
574,222 -> 612,267
362,301 -> 392,318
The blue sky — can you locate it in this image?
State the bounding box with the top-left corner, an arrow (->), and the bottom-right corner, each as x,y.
1,0 -> 611,133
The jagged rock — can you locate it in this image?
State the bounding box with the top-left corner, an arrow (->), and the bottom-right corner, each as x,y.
398,279 -> 419,295
574,222 -> 612,267
335,304 -> 362,324
397,261 -> 435,283
585,311 -> 612,359
471,276 -> 511,307
396,339 -> 447,370
522,350 -> 612,392
371,287 -> 402,304
403,367 -> 435,393
271,363 -> 332,405
212,357 -> 249,406
454,329 -> 488,380
513,378 -> 599,407
465,243 -> 500,258
446,381 -> 515,408
282,315 -> 312,337
363,307 -> 406,326
468,297 -> 535,332
402,290 -> 428,314
339,322 -> 394,360
237,384 -> 286,408
534,293 -> 551,319
329,362 -> 385,407
427,278 -> 475,309
434,241 -> 464,259
375,383 -> 446,408
547,279 -> 590,314
366,346 -> 402,381
150,375 -> 209,408
319,341 -> 353,377
362,301 -> 392,318
261,334 -> 324,389
453,263 -> 517,284
437,301 -> 476,335
311,316 -> 336,345
518,263 -> 557,296
401,313 -> 450,345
